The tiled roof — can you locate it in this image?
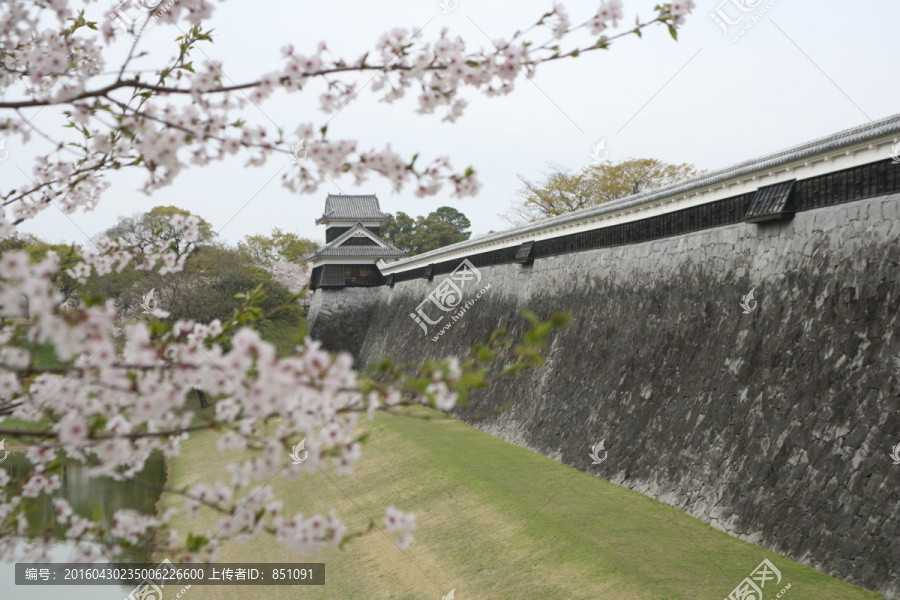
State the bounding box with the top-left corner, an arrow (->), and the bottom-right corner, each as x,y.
316,194 -> 390,223
381,112 -> 900,271
305,222 -> 407,261
315,246 -> 407,258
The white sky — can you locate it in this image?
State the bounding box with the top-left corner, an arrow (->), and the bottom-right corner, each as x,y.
3,0 -> 899,248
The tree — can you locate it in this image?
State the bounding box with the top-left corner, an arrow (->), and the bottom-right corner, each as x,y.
237,229 -> 316,304
75,207 -> 218,302
120,246 -> 305,350
237,229 -> 319,265
0,0 -> 693,566
25,241 -> 84,306
505,158 -> 703,224
1,234 -> 83,306
432,206 -> 471,237
414,213 -> 470,254
116,245 -> 308,408
105,206 -> 216,258
0,233 -> 43,253
124,247 -> 299,323
383,207 -> 472,255
262,261 -> 312,296
381,212 -> 418,253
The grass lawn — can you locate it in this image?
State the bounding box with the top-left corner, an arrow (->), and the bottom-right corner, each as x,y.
162,406 -> 881,600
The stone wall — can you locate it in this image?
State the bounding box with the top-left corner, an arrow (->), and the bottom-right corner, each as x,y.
306,287 -> 379,356
339,193 -> 900,598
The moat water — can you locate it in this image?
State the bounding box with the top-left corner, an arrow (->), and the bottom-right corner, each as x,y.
0,452 -> 166,599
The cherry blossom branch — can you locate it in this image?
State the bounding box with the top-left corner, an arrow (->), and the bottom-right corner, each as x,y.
0,424 -> 210,441
0,0 -> 688,566
0,2 -> 695,222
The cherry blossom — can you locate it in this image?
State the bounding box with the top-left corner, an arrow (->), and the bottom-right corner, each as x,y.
670,0 -> 696,25
383,505 -> 417,550
261,261 -> 312,296
0,1 -> 693,224
0,0 -> 680,567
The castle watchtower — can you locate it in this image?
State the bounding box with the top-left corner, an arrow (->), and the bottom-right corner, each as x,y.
306,194 -> 406,289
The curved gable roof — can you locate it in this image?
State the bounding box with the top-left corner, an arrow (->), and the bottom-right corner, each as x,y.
304,223 -> 407,261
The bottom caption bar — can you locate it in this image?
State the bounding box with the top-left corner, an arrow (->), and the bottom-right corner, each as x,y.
15,563 -> 325,585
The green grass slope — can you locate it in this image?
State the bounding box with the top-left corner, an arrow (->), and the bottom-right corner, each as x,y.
162,407 -> 882,600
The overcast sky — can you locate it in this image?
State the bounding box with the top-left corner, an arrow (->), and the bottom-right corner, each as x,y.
3,0 -> 899,248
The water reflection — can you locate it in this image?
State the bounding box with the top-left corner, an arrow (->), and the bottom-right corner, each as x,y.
0,452 -> 166,599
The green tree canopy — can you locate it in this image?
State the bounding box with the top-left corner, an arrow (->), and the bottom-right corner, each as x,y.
0,234 -> 83,304
237,228 -> 320,265
382,206 -> 472,256
76,206 -> 218,302
104,205 -> 216,257
506,158 -> 703,224
431,206 -> 471,236
119,246 -> 303,352
381,212 -> 417,253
